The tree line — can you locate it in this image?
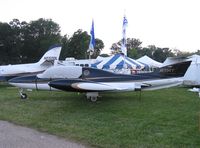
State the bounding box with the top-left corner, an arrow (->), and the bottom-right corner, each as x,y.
111,38 -> 200,62
0,18 -> 104,65
0,18 -> 199,65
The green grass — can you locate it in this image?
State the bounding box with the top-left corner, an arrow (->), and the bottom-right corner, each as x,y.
0,85 -> 200,147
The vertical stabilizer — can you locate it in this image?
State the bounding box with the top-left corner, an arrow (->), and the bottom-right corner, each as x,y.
38,44 -> 62,65
157,61 -> 191,77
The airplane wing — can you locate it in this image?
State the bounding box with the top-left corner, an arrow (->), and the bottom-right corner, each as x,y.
0,67 -> 27,75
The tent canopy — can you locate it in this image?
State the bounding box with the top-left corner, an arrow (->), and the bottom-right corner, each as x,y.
91,54 -> 144,70
137,55 -> 162,68
137,61 -> 151,71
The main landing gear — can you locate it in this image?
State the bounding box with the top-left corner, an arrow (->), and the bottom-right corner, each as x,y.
86,92 -> 99,102
19,88 -> 28,99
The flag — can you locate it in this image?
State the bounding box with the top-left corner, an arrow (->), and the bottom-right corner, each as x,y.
88,20 -> 95,53
121,16 -> 128,56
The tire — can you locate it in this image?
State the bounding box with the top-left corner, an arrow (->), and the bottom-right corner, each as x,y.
21,93 -> 27,99
90,96 -> 97,102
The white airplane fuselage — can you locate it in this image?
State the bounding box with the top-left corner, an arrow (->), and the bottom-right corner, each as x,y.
0,45 -> 62,81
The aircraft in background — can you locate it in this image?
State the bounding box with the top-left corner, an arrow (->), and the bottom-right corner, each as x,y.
0,44 -> 62,81
9,61 -> 191,101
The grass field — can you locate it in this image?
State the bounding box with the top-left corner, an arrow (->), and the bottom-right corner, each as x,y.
0,84 -> 200,147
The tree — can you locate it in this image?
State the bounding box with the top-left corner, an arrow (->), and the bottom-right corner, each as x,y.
63,29 -> 104,59
92,38 -> 104,58
0,19 -> 25,64
21,18 -> 62,63
173,48 -> 192,57
110,38 -> 142,58
195,50 -> 200,55
64,29 -> 90,59
0,18 -> 62,64
153,47 -> 174,62
0,22 -> 12,64
8,19 -> 27,63
110,43 -> 120,55
126,38 -> 142,50
128,48 -> 138,58
139,45 -> 157,58
60,34 -> 70,60
99,53 -> 109,57
127,38 -> 142,58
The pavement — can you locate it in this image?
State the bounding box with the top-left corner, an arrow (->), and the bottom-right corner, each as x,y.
0,120 -> 86,148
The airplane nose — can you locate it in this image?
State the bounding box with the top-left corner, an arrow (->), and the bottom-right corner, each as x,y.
0,69 -> 4,76
0,76 -> 6,81
9,77 -> 24,83
8,75 -> 38,89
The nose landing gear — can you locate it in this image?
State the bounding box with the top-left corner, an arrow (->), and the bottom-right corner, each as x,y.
19,89 -> 28,99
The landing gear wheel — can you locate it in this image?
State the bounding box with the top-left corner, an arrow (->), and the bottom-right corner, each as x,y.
86,92 -> 99,102
19,88 -> 28,100
20,93 -> 27,99
90,96 -> 98,102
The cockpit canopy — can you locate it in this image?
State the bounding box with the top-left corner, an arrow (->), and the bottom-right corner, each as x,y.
37,66 -> 82,79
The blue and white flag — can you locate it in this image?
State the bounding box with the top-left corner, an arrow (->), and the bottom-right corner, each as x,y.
121,16 -> 128,56
88,20 -> 95,53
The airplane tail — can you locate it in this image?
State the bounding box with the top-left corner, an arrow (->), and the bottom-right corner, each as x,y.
38,44 -> 62,66
156,61 -> 191,77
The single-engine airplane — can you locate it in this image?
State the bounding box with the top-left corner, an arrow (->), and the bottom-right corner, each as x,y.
0,44 -> 62,81
9,60 -> 191,101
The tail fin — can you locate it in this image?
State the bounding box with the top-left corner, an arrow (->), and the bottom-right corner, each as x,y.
38,44 -> 62,65
157,61 -> 191,77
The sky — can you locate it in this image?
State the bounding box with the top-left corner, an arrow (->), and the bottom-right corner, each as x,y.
0,0 -> 200,54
